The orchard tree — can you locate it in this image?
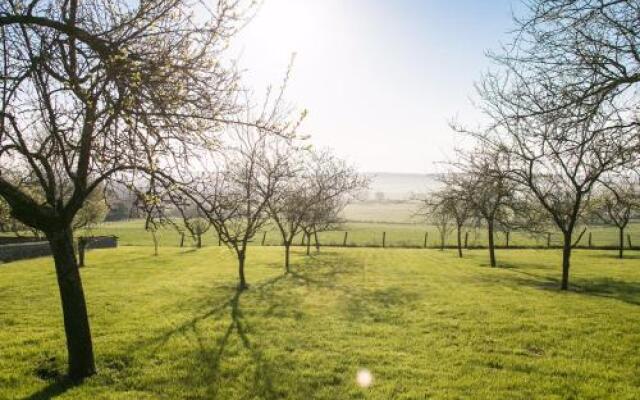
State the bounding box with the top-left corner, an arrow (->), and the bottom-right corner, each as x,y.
419,195 -> 455,251
191,128 -> 291,290
454,147 -> 513,267
424,176 -> 473,258
0,0 -> 254,378
268,148 -> 365,270
589,175 -> 639,258
169,194 -> 212,249
296,150 -> 367,256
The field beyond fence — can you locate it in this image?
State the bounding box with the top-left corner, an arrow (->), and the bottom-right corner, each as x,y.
89,218 -> 640,252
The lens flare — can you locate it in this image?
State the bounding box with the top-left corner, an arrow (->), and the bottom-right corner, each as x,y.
356,369 -> 373,388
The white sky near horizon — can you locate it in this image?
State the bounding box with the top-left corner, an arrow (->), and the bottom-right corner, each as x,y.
231,0 -> 516,174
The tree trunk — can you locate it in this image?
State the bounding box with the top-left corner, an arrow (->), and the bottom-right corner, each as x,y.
151,231 -> 159,256
47,227 -> 96,380
456,226 -> 463,258
197,234 -> 202,249
314,231 -> 320,253
619,227 -> 624,259
561,231 -> 572,290
238,251 -> 247,290
306,232 -> 311,255
284,243 -> 291,273
487,220 -> 496,267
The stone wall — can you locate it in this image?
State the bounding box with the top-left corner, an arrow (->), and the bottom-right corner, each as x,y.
0,236 -> 118,264
0,236 -> 44,245
0,241 -> 52,263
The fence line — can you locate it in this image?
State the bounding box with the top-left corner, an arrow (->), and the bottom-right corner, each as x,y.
196,230 -> 638,251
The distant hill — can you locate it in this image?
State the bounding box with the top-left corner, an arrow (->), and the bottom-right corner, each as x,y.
362,172 -> 441,201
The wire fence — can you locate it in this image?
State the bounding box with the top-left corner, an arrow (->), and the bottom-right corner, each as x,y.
89,220 -> 640,250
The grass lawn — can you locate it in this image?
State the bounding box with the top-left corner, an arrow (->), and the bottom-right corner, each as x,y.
1,246 -> 639,399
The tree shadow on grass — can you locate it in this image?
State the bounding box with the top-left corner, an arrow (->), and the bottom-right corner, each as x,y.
188,288 -> 281,399
577,278 -> 640,306
23,377 -> 81,400
123,272 -> 294,399
136,273 -> 289,354
292,254 -> 422,324
583,252 -> 640,260
472,263 -> 640,307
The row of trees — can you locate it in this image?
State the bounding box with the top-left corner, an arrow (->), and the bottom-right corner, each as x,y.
428,0 -> 640,291
425,150 -> 640,263
138,128 -> 365,290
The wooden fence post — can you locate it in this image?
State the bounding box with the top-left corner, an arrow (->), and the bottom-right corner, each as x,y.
424,232 -> 428,249
78,237 -> 86,268
261,231 -> 267,246
382,232 -> 386,248
343,231 -> 348,247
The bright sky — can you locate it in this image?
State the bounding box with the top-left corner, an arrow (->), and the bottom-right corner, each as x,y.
233,0 -> 516,173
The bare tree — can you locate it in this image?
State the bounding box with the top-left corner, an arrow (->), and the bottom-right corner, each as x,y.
268,148 -> 366,269
425,175 -> 473,257
455,147 -> 513,266
170,197 -> 212,249
469,85 -> 635,289
589,174 -> 639,258
296,150 -> 367,255
185,127 -> 290,290
131,178 -> 175,257
299,197 -> 342,254
0,0 -> 253,378
419,195 -> 455,251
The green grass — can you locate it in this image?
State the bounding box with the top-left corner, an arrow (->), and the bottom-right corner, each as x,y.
91,217 -> 640,249
1,246 -> 639,399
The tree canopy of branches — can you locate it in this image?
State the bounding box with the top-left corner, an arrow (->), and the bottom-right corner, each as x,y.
0,0 -> 255,378
491,0 -> 640,124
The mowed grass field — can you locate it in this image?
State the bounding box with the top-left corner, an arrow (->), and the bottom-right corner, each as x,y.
1,246 -> 640,399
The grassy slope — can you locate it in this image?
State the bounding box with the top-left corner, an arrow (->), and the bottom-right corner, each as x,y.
1,246 -> 639,399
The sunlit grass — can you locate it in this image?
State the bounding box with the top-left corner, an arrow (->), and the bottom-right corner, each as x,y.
1,246 -> 639,399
